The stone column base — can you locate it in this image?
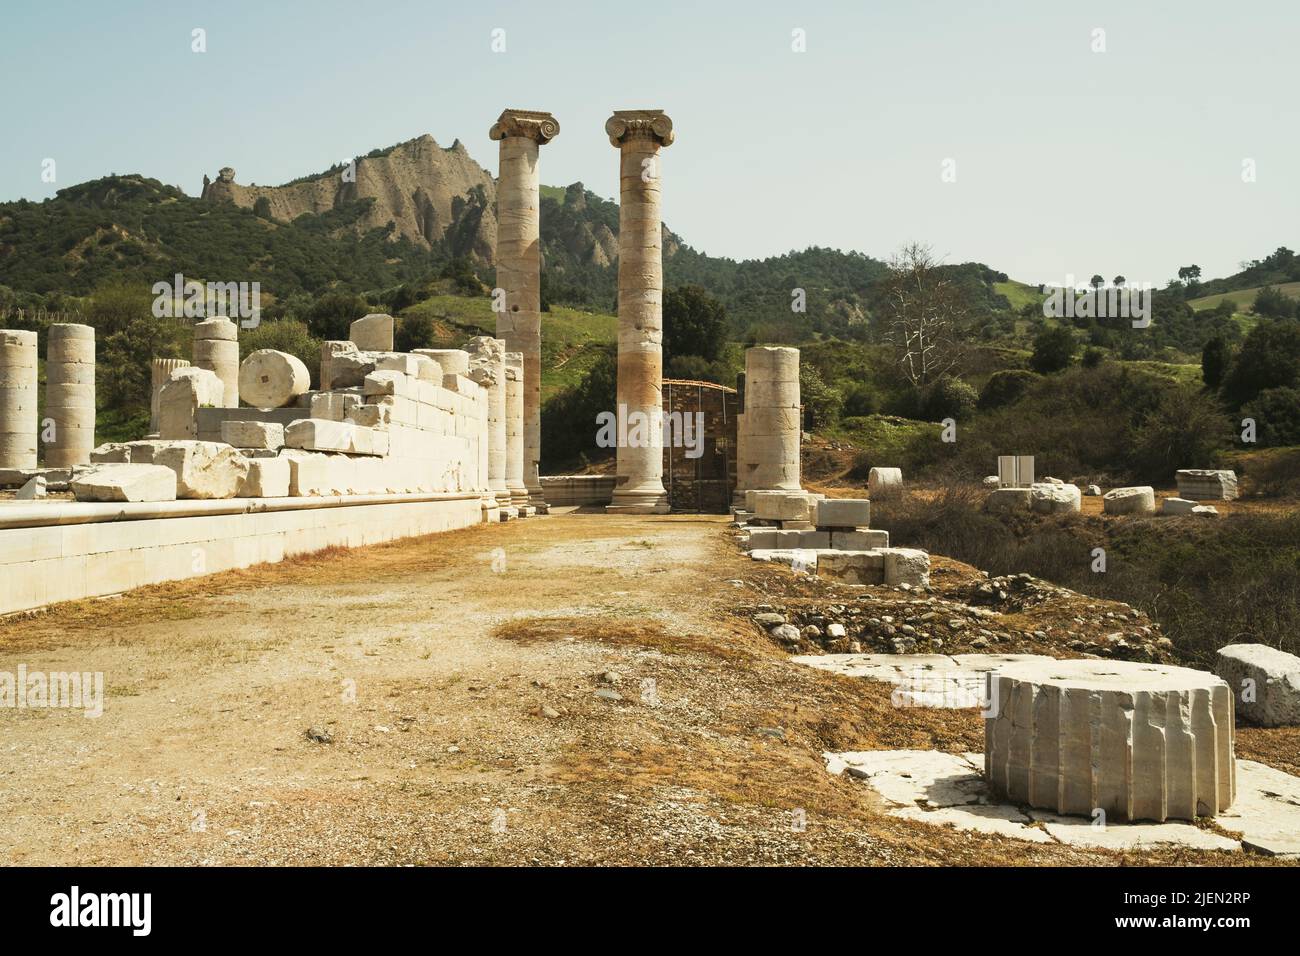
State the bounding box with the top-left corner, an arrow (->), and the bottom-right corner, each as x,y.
606,493 -> 671,515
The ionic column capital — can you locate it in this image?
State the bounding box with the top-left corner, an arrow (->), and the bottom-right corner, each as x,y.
490,109 -> 560,145
606,109 -> 674,148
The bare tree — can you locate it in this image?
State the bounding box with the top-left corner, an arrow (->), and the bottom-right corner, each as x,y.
879,242 -> 967,387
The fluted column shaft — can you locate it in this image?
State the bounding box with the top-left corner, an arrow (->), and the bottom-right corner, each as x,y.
490,110 -> 558,511
605,110 -> 674,515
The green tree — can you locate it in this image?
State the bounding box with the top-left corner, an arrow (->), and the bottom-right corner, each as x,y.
1201,335 -> 1230,389
798,363 -> 842,430
1222,319 -> 1300,408
304,292 -> 369,341
663,285 -> 726,364
1241,387 -> 1300,446
1030,326 -> 1077,373
1252,285 -> 1297,319
541,348 -> 616,469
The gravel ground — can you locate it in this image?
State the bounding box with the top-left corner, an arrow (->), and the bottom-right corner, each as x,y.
0,512 -> 1290,866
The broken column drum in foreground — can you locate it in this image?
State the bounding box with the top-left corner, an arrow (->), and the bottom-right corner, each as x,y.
44,323 -> 96,466
739,345 -> 801,494
490,109 -> 559,512
0,329 -> 38,468
985,659 -> 1235,822
605,109 -> 674,514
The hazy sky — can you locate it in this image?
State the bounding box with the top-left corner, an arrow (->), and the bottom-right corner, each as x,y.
2,0 -> 1296,286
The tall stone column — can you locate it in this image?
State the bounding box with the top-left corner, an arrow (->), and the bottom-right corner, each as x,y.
503,350 -> 530,511
466,336 -> 513,519
44,324 -> 95,467
741,346 -> 802,492
605,109 -> 674,514
0,329 -> 38,469
151,358 -> 190,434
193,317 -> 239,407
489,109 -> 559,513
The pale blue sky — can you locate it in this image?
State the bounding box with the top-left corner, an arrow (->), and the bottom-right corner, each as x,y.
2,0 -> 1296,286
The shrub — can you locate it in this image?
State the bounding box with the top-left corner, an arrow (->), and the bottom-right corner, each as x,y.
1029,326 -> 1077,373
240,319 -> 322,389
304,292 -> 369,341
1081,347 -> 1105,369
1221,319 -> 1300,408
799,363 -> 843,430
1241,387 -> 1300,446
843,383 -> 879,417
978,369 -> 1039,409
1201,335 -> 1230,388
395,313 -> 436,352
923,377 -> 978,421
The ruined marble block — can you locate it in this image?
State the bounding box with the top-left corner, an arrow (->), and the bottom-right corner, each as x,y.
813,498 -> 871,529
220,420 -> 285,451
1216,644 -> 1300,727
71,464 -> 178,503
1103,486 -> 1156,515
987,659 -> 1235,822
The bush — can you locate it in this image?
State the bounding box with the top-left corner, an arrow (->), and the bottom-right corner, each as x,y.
923,377 -> 978,421
1129,387 -> 1233,479
978,369 -> 1039,409
663,285 -> 726,364
799,363 -> 843,430
395,313 -> 436,352
1241,387 -> 1300,446
541,348 -> 616,469
1221,319 -> 1300,408
1081,347 -> 1105,369
1201,335 -> 1230,388
1252,285 -> 1297,319
1029,326 -> 1077,373
304,292 -> 369,341
842,383 -> 879,417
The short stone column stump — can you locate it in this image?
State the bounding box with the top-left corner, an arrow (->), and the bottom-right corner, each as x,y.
985,659 -> 1235,822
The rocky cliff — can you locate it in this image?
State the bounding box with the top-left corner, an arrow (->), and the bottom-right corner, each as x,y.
201,134 -> 682,270
201,134 -> 498,260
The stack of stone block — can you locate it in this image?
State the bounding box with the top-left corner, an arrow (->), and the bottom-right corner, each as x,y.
734,489 -> 929,587
82,319 -> 494,509
1176,469 -> 1238,501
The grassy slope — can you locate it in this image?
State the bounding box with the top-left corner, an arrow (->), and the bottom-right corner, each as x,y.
993,280 -> 1045,311
1187,280 -> 1300,312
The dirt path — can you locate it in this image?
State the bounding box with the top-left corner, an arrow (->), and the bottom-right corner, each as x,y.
0,513 -> 1280,866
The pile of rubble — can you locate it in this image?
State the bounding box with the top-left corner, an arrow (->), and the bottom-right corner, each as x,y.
741,569 -> 1175,662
